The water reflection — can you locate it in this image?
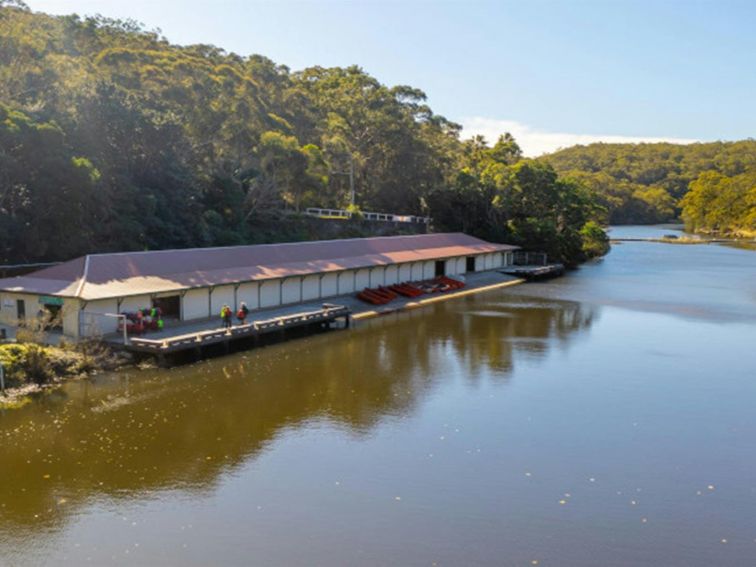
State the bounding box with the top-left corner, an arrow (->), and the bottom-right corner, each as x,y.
0,292 -> 596,539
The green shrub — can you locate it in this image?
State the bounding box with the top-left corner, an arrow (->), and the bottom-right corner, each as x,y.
581,221 -> 611,259
23,344 -> 51,385
0,344 -> 48,386
0,344 -> 57,386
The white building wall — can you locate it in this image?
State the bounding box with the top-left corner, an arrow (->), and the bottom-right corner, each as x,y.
410,262 -> 424,280
183,288 -> 210,320
474,255 -> 485,271
260,280 -> 281,308
119,294 -> 152,315
494,252 -> 504,268
485,253 -> 494,270
337,271 -> 355,295
355,269 -> 370,290
444,259 -> 455,275
0,292 -> 82,338
81,298 -> 119,335
384,265 -> 399,285
322,273 -> 338,297
210,285 -> 235,317
237,282 -> 259,310
0,292 -> 9,323
62,301 -> 80,338
0,292 -> 35,324
398,264 -> 412,282
281,278 -> 301,304
423,261 -> 435,279
369,267 -> 385,288
456,257 -> 466,274
302,275 -> 320,301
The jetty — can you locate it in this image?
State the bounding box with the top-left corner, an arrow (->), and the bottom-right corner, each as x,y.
113,304 -> 351,363
499,251 -> 565,280
500,264 -> 565,280
100,270 -> 525,364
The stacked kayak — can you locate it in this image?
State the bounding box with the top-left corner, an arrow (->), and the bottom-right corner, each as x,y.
356,286 -> 398,305
388,282 -> 423,297
357,276 -> 465,305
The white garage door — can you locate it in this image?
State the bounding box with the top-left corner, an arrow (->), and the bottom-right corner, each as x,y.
398,264 -> 412,282
322,273 -> 338,297
260,280 -> 281,308
183,288 -> 210,320
210,285 -> 235,316
237,282 -> 259,310
369,267 -> 385,288
338,271 -> 355,294
384,265 -> 399,285
281,278 -> 301,305
355,269 -> 370,290
302,275 -> 320,301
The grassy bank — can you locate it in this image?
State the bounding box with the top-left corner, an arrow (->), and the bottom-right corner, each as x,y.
694,228 -> 756,240
0,341 -> 128,408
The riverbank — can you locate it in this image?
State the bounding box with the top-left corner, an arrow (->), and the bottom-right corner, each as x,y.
0,342 -> 130,408
610,223 -> 756,245
611,236 -> 737,244
699,229 -> 756,240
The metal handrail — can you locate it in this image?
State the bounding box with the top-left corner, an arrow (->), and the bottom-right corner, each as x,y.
305,208 -> 430,224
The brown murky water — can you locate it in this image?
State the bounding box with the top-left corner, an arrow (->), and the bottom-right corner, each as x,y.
1,226 -> 755,566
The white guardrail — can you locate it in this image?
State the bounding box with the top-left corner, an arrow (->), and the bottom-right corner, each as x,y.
305,208 -> 430,224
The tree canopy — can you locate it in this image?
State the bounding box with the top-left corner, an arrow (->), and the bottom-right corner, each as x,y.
543,140 -> 756,235
0,3 -> 608,266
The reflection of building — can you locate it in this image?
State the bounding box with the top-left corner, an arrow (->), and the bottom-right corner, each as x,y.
0,233 -> 517,338
0,290 -> 595,536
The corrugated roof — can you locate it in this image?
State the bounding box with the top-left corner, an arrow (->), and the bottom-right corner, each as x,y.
0,233 -> 517,301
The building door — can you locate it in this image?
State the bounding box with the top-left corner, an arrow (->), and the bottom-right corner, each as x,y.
16,299 -> 25,321
435,260 -> 446,277
153,295 -> 181,319
466,256 -> 476,272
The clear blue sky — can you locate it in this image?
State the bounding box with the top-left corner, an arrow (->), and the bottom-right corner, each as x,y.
25,0 -> 756,155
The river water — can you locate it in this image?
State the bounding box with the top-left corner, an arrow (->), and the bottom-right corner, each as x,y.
1,226 -> 755,566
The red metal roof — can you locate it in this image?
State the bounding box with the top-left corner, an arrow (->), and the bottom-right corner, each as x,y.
0,233 -> 517,301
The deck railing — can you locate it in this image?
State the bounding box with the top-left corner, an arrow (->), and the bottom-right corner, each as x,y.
126,304 -> 351,353
305,208 -> 430,224
513,251 -> 548,266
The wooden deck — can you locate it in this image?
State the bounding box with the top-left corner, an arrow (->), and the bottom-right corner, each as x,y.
105,271 -> 525,364
122,304 -> 351,356
500,264 -> 565,280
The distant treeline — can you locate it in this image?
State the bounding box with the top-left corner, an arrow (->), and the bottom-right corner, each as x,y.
0,2 -> 609,267
543,141 -> 756,235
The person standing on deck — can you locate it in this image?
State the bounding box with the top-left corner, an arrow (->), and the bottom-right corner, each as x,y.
221,305 -> 233,329
237,302 -> 249,325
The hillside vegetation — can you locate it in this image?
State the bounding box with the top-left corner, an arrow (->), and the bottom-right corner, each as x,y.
543,141 -> 756,235
0,2 -> 607,267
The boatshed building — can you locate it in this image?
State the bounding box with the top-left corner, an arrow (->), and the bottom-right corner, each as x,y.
0,233 -> 518,338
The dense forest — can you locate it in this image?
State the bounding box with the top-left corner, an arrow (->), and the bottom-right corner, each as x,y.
0,2 -> 608,267
544,141 -> 756,235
